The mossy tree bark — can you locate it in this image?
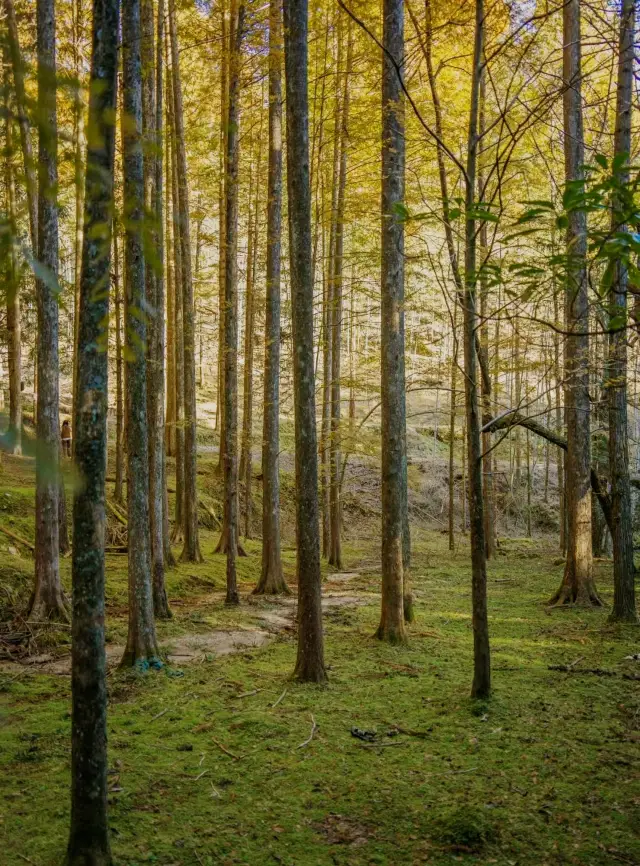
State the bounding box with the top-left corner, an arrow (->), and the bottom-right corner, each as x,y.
113,229 -> 125,505
31,0 -> 68,623
607,0 -> 637,623
219,0 -> 244,604
121,0 -> 161,670
464,0 -> 491,699
66,0 -> 119,859
550,0 -> 600,607
168,0 -> 203,563
377,0 -> 407,645
255,0 -> 289,597
284,0 -> 327,682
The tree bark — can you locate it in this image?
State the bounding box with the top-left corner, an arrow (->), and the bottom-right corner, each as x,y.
219,0 -> 244,604
167,64 -> 185,544
329,20 -> 352,572
254,0 -> 288,596
3,78 -> 21,455
465,0 -> 490,699
550,0 -> 600,606
113,227 -> 124,505
31,0 -> 67,622
71,0 -> 86,441
376,0 -> 407,644
284,0 -> 327,682
121,0 -> 161,669
3,0 -> 38,253
168,0 -> 203,563
66,0 -> 119,859
607,0 -> 637,623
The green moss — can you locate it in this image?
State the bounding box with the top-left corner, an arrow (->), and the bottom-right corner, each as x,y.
0,459 -> 639,864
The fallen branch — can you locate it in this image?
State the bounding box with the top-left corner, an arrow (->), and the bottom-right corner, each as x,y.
235,688 -> 262,699
106,498 -> 127,527
151,708 -> 168,722
271,688 -> 288,709
482,409 -> 613,533
548,664 -> 616,676
356,741 -> 408,749
211,736 -> 242,760
0,524 -> 34,552
296,714 -> 318,750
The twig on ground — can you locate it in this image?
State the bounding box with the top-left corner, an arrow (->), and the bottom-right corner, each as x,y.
424,766 -> 478,778
271,688 -> 287,708
357,741 -> 408,749
151,708 -> 168,722
194,769 -> 209,781
211,736 -> 242,760
296,714 -> 318,750
236,689 -> 262,699
0,525 -> 34,551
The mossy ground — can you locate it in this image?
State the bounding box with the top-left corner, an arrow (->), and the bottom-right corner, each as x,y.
0,455 -> 639,865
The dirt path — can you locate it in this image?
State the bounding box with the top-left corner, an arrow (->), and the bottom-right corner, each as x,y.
1,576 -> 378,676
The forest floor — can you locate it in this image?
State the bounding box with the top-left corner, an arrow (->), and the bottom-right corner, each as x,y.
0,453 -> 639,865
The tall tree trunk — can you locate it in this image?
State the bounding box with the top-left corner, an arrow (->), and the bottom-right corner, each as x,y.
31,0 -> 67,622
607,0 -> 637,623
167,64 -> 185,544
240,128 -> 261,539
145,0 -> 171,615
464,0 -> 490,699
283,0 -> 327,682
448,306 -> 458,552
121,0 -> 161,668
71,0 -> 86,440
216,0 -> 229,454
114,227 -> 124,504
377,0 -> 407,644
219,0 -> 244,603
3,79 -> 21,455
66,0 -> 119,859
549,0 -> 600,606
3,0 -> 38,253
552,287 -> 566,552
328,20 -> 352,571
254,0 -> 288,596
168,0 -> 203,563
164,111 -> 176,457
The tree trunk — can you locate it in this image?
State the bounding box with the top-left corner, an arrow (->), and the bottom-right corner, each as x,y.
607,0 -> 637,623
3,0 -> 38,253
168,0 -> 202,563
448,307 -> 458,552
66,1 -> 119,860
3,83 -> 22,455
121,0 -> 161,669
284,0 -> 327,682
167,64 -> 185,544
254,0 -> 288,596
31,0 -> 67,622
552,287 -> 566,552
164,112 -> 176,457
550,0 -> 600,606
377,0 -> 406,644
464,0 -> 490,699
114,227 -> 124,505
219,0 -> 244,604
329,21 -> 352,571
216,0 -> 228,456
240,130 -> 261,539
71,0 -> 86,441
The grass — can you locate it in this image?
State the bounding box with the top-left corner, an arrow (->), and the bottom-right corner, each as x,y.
0,455 -> 639,865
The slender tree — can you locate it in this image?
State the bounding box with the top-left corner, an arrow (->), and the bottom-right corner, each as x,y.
120,0 -> 161,668
219,0 -> 244,604
549,0 -> 600,606
169,0 -> 203,563
284,0 -> 327,682
376,0 -> 406,644
254,0 -> 288,596
66,0 -> 119,859
31,0 -> 67,622
113,226 -> 124,504
464,0 -> 490,698
607,0 -> 637,623
3,72 -> 21,455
